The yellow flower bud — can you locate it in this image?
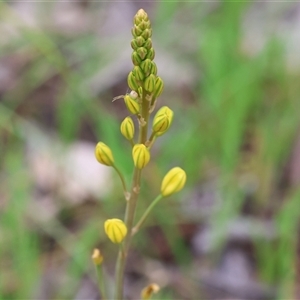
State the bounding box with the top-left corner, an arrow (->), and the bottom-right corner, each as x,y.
152,106 -> 173,136
104,218 -> 127,244
131,51 -> 142,66
120,117 -> 135,140
144,74 -> 156,93
153,77 -> 164,98
132,144 -> 150,169
150,61 -> 157,76
141,283 -> 160,300
133,65 -> 145,81
92,248 -> 103,265
161,167 -> 186,197
127,72 -> 139,92
95,142 -> 114,166
124,94 -> 140,115
140,59 -> 152,76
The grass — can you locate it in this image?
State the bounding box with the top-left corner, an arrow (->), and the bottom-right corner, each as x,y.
0,1 -> 300,299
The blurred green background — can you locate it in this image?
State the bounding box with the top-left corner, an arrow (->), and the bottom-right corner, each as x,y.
1,1 -> 300,299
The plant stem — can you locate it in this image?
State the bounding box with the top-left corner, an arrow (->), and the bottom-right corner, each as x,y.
114,165 -> 130,200
114,90 -> 150,299
132,194 -> 163,235
95,264 -> 107,300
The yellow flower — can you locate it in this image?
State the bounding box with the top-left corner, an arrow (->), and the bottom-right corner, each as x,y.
91,248 -> 103,265
141,283 -> 160,299
120,117 -> 135,140
152,106 -> 173,136
161,167 -> 186,197
104,219 -> 127,244
95,142 -> 114,166
132,144 -> 150,169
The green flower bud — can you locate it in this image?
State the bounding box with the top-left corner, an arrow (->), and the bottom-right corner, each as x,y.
136,36 -> 145,46
132,26 -> 143,37
133,65 -> 145,81
95,142 -> 115,166
132,144 -> 150,169
141,28 -> 152,40
152,106 -> 174,136
153,77 -> 164,98
124,94 -> 140,115
140,59 -> 152,76
134,9 -> 149,25
144,74 -> 156,93
127,72 -> 139,91
131,51 -> 142,66
146,48 -> 155,60
139,20 -> 151,31
161,167 -> 186,197
143,38 -> 152,50
137,47 -> 148,60
137,87 -> 143,95
150,61 -> 157,76
131,39 -> 139,50
120,116 -> 135,140
104,218 -> 127,244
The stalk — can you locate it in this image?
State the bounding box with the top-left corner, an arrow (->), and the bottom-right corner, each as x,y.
114,89 -> 150,299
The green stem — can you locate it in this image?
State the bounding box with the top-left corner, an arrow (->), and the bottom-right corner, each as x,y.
145,131 -> 157,148
95,264 -> 107,300
114,89 -> 150,300
113,165 -> 130,200
129,139 -> 135,148
132,194 -> 163,235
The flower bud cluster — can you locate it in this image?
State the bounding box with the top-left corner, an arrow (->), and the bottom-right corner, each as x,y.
128,9 -> 164,99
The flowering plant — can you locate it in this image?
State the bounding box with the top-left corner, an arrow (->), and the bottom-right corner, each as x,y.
92,9 -> 186,299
